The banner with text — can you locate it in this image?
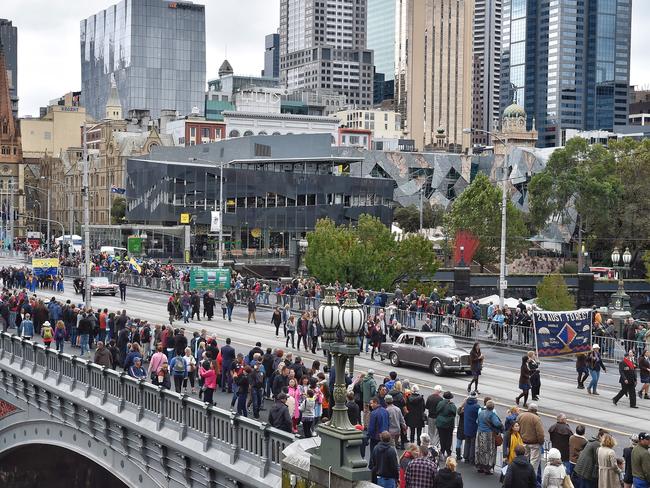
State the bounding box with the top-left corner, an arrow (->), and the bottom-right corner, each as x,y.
32,258 -> 59,277
533,310 -> 593,358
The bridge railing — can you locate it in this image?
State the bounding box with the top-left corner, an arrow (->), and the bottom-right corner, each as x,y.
0,332 -> 294,478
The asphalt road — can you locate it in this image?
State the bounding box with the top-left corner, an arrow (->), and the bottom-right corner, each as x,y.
2,257 -> 647,486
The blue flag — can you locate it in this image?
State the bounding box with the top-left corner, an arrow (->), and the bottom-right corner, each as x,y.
111,185 -> 126,194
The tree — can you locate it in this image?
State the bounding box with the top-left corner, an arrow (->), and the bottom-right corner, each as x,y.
393,204 -> 444,233
304,214 -> 440,290
535,273 -> 575,311
111,197 -> 126,224
445,173 -> 528,269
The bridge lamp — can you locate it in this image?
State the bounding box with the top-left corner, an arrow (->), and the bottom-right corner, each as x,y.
609,245 -> 631,312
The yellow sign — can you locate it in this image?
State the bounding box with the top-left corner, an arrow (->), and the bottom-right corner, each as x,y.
184,250 -> 191,263
32,258 -> 60,268
180,213 -> 191,224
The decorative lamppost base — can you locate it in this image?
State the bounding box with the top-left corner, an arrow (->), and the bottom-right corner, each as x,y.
309,424 -> 370,483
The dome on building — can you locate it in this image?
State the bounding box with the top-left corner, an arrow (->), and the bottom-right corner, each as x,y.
436,125 -> 446,135
218,59 -> 234,78
503,103 -> 526,119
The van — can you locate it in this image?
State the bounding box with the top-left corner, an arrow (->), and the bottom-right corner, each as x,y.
100,246 -> 128,257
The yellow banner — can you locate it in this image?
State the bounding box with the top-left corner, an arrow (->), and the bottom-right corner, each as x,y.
32,258 -> 59,268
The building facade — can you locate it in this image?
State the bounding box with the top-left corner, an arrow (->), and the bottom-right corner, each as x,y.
395,0 -> 473,152
335,108 -> 402,140
0,19 -> 17,118
500,0 -> 632,147
80,0 -> 206,120
368,0 -> 396,105
471,0 -> 502,146
163,116 -> 227,146
279,0 -> 374,108
263,33 -> 280,78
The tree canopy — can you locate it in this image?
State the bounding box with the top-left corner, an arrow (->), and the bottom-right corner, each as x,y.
304,214 -> 439,290
536,273 -> 575,311
444,173 -> 528,269
393,204 -> 444,233
111,197 -> 126,224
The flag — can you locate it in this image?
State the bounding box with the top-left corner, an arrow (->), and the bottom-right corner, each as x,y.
128,257 -> 142,274
110,185 -> 126,195
210,211 -> 221,233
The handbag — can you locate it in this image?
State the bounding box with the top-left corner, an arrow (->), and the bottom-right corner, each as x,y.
494,433 -> 503,447
562,475 -> 574,488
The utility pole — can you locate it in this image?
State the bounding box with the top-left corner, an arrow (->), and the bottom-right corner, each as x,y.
82,125 -> 91,309
419,185 -> 424,232
9,176 -> 14,252
499,144 -> 509,311
46,187 -> 51,252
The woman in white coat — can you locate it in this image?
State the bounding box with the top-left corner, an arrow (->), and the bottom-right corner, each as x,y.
542,448 -> 567,488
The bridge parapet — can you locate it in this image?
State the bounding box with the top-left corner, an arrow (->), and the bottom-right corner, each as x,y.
0,332 -> 294,487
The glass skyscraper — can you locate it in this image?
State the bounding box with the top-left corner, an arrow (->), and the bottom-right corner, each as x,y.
81,0 -> 206,121
368,0 -> 396,81
500,0 -> 631,147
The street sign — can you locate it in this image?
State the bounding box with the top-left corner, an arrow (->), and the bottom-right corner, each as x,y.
189,268 -> 231,291
127,236 -> 143,255
500,279 -> 508,290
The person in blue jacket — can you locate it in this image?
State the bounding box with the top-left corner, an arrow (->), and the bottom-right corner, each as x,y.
368,397 -> 390,456
463,391 -> 481,464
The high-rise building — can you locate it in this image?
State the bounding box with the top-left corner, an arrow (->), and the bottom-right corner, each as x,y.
395,0 -> 473,151
368,0 -> 396,81
279,0 -> 374,108
263,33 -> 280,79
471,0 -> 501,146
500,0 -> 632,147
0,19 -> 18,118
80,0 -> 206,121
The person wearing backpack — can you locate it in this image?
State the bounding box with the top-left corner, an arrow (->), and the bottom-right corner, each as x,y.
169,351 -> 188,393
41,320 -> 54,348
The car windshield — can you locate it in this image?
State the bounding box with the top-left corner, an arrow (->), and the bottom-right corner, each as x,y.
91,277 -> 110,285
426,336 -> 457,349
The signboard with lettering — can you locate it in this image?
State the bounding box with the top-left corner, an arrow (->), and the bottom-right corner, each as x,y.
533,310 -> 593,358
180,213 -> 191,224
189,268 -> 231,291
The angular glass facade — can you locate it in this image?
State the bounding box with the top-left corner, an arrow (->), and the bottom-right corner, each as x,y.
500,0 -> 631,147
81,0 -> 206,120
368,0 -> 396,81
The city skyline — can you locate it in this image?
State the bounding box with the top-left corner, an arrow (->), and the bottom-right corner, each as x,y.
2,0 -> 648,118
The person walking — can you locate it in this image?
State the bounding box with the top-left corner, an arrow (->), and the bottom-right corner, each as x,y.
285,316 -> 296,349
528,350 -> 541,401
516,355 -> 532,407
247,297 -> 257,324
169,351 -> 188,393
271,307 -> 283,337
435,456 -> 463,488
542,448 -> 567,488
517,403 -> 545,478
119,279 -> 127,302
468,342 -> 484,393
576,353 -> 589,389
504,445 -> 536,488
587,344 -> 606,395
405,385 -> 426,445
369,431 -> 399,488
638,350 -> 650,400
613,350 -> 638,408
597,433 -> 621,488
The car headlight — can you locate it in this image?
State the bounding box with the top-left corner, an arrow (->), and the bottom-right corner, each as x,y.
452,356 -> 459,362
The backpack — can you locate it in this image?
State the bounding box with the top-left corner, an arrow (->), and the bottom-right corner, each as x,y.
42,327 -> 53,340
173,357 -> 186,374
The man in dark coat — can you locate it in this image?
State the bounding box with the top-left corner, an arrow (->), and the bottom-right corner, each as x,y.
504,445 -> 536,488
220,338 -> 236,393
613,350 -> 638,408
549,413 -> 573,469
268,393 -> 292,433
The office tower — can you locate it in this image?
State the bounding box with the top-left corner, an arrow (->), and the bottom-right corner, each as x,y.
263,33 -> 280,78
500,0 -> 632,147
368,0 -> 396,105
471,0 -> 501,145
395,0 -> 473,151
279,0 -> 374,108
0,19 -> 18,118
81,0 -> 206,120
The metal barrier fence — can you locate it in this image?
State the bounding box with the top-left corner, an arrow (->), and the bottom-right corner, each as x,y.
0,332 -> 294,478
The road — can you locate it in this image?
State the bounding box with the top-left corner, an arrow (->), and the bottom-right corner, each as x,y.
2,257 -> 646,485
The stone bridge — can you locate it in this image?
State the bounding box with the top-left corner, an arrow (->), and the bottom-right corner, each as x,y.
0,332 -> 294,488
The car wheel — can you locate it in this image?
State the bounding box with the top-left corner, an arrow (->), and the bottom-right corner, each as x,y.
112,293 -> 116,296
431,359 -> 444,376
389,352 -> 400,367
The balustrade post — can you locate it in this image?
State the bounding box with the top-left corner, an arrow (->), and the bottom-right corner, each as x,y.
179,393 -> 188,441
69,355 -> 77,391
136,379 -> 144,422
9,335 -> 16,364
19,338 -> 26,369
101,367 -> 108,404
118,371 -> 126,413
229,411 -> 239,464
43,347 -> 51,380
85,408 -> 96,439
156,387 -> 165,431
71,401 -> 80,429
56,351 -> 64,386
45,389 -> 53,417
85,363 -> 92,398
202,404 -> 212,452
258,422 -> 270,478
31,342 -> 38,375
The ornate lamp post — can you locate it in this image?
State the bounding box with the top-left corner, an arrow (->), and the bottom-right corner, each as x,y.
311,288 -> 369,482
609,246 -> 632,311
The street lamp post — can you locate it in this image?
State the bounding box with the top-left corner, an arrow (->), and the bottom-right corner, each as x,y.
312,287 -> 369,482
82,123 -> 92,309
609,246 -> 632,311
464,128 -> 509,309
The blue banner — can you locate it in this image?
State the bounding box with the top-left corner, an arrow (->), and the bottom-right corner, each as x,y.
110,185 -> 126,194
533,310 -> 593,358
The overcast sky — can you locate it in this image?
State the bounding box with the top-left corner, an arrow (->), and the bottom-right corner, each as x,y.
3,0 -> 649,117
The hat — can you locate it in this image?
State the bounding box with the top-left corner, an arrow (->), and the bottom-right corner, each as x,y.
547,448 -> 562,461
639,432 -> 650,441
43,321 -> 51,327
443,391 -> 453,400
433,385 -> 442,392
277,393 -> 288,401
385,394 -> 394,403
411,384 -> 419,393
367,369 -> 374,375
630,434 -> 639,444
592,343 -> 600,349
